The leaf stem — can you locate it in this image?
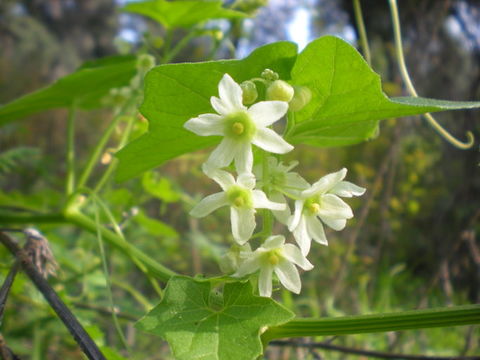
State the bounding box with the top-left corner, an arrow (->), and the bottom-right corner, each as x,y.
262,304 -> 480,342
66,105 -> 76,197
353,0 -> 371,65
388,0 -> 474,149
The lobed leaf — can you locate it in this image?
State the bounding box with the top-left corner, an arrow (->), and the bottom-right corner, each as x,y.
116,41 -> 298,181
136,276 -> 294,360
285,36 -> 480,147
116,36 -> 480,181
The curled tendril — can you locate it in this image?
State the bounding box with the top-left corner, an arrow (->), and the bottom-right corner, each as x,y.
389,0 -> 475,150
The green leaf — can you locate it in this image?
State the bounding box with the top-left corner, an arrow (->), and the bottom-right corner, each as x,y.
122,0 -> 247,29
286,36 -> 480,147
142,172 -> 181,203
136,276 -> 294,360
262,304 -> 480,342
134,210 -> 179,238
0,55 -> 136,126
116,41 -> 298,181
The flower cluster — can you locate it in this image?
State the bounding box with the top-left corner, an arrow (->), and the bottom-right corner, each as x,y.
184,72 -> 365,297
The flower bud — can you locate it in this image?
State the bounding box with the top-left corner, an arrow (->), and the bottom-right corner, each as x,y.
136,54 -> 156,72
266,80 -> 294,102
261,68 -> 279,81
289,85 -> 312,111
240,80 -> 258,105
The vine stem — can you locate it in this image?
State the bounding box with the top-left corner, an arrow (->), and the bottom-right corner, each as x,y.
388,0 -> 474,149
262,304 -> 480,342
66,105 -> 76,197
76,98 -> 135,191
353,0 -> 371,65
64,209 -> 177,282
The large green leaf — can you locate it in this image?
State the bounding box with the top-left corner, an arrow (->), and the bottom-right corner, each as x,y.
136,276 -> 294,360
116,41 -> 298,181
122,0 -> 246,29
0,55 -> 136,126
116,36 -> 480,181
285,36 -> 480,147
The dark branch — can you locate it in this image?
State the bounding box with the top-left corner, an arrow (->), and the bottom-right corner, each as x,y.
269,340 -> 480,360
0,231 -> 106,360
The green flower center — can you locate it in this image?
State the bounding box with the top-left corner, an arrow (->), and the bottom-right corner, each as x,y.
261,249 -> 283,266
270,171 -> 286,187
227,186 -> 252,208
224,112 -> 256,141
304,197 -> 321,215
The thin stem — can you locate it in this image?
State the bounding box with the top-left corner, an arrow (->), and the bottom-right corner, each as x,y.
262,304 -> 480,342
162,28 -> 200,64
270,340 -> 480,360
0,262 -> 19,321
353,0 -> 371,65
93,115 -> 135,194
66,105 -> 76,197
0,210 -> 176,283
93,202 -> 131,353
64,210 -> 176,282
0,232 -> 106,360
388,0 -> 474,149
76,99 -> 135,190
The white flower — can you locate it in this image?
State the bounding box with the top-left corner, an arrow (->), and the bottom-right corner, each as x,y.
233,235 -> 313,297
183,73 -> 293,173
190,166 -> 286,244
254,157 -> 309,225
288,168 -> 366,255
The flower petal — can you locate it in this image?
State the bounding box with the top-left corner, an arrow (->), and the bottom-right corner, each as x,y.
190,192 -> 228,218
252,190 -> 286,211
319,216 -> 347,231
233,254 -> 261,277
306,216 -> 328,246
274,260 -> 301,294
270,192 -> 291,225
207,137 -> 239,169
262,235 -> 285,250
282,244 -> 314,271
247,101 -> 288,127
285,172 -> 310,191
252,128 -> 294,154
202,164 -> 235,190
318,194 -> 353,219
292,216 -> 312,256
330,181 -> 366,198
234,141 -> 253,174
303,168 -> 347,197
288,199 -> 304,231
259,265 -> 273,297
183,113 -> 224,136
237,172 -> 256,189
210,96 -> 231,116
218,74 -> 245,111
231,207 -> 255,244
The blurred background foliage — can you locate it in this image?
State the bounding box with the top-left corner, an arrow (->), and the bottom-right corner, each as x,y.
0,0 -> 479,358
